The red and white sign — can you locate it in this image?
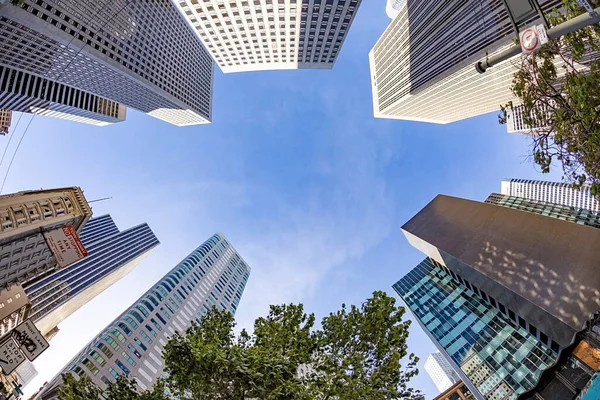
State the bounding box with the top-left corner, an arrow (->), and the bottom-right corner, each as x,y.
520,25 -> 549,54
43,225 -> 87,269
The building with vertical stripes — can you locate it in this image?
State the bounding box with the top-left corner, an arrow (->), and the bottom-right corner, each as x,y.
0,65 -> 126,126
424,352 -> 460,393
369,0 -> 562,123
0,109 -> 11,134
24,215 -> 159,338
0,0 -> 214,126
500,178 -> 600,212
173,0 -> 361,73
35,233 -> 250,399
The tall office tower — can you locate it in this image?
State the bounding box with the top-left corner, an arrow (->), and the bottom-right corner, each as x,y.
35,233 -> 251,400
369,1 -> 562,123
0,0 -> 214,126
0,65 -> 126,126
424,352 -> 460,393
0,109 -> 11,134
385,0 -> 403,19
24,215 -> 159,337
395,194 -> 600,399
500,178 -> 600,212
505,104 -> 551,134
173,0 -> 361,73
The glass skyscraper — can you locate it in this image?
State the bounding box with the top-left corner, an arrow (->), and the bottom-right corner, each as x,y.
394,258 -> 557,400
35,232 -> 250,400
23,215 -> 159,337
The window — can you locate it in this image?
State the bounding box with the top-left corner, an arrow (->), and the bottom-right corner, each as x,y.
140,331 -> 153,344
116,322 -> 132,336
80,357 -> 99,375
88,350 -> 106,367
145,325 -> 157,337
116,360 -> 130,375
108,368 -> 119,379
122,351 -> 136,366
136,305 -> 150,317
123,316 -> 139,330
96,342 -> 113,359
128,344 -> 142,358
108,328 -> 126,343
101,376 -> 111,385
142,300 -> 154,312
151,318 -> 162,331
156,312 -> 167,325
134,337 -> 147,351
129,310 -> 144,324
102,335 -> 120,350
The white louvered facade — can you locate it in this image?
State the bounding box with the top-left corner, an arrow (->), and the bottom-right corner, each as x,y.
369,0 -> 562,124
174,0 -> 361,73
0,65 -> 126,126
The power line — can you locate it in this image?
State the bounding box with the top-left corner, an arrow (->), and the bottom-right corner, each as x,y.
0,112 -> 24,169
0,0 -> 132,191
0,114 -> 34,194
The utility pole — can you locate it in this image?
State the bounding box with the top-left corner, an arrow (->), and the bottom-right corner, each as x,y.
476,6 -> 600,73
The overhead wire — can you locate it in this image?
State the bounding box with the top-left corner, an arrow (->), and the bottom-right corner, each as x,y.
0,111 -> 24,169
0,0 -> 132,193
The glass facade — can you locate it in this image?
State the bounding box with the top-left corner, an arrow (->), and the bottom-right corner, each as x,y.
485,194 -> 600,229
393,258 -> 557,400
24,215 -> 159,322
36,233 -> 250,399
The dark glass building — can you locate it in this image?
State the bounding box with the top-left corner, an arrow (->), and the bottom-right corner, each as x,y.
23,215 -> 159,336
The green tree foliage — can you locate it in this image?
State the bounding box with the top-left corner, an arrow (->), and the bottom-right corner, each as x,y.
58,291 -> 420,400
499,0 -> 600,197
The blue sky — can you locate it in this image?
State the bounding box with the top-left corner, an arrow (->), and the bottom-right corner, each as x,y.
9,1 -> 564,398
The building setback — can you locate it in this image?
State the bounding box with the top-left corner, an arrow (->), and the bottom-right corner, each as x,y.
24,215 -> 159,337
425,352 -> 461,393
0,0 -> 214,126
174,0 -> 361,73
35,233 -> 250,400
369,0 -> 562,123
500,178 -> 600,212
0,65 -> 126,126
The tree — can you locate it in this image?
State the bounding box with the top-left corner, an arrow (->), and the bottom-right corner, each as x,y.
499,0 -> 600,197
59,291 -> 420,400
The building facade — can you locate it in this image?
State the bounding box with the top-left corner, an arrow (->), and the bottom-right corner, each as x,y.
0,108 -> 11,134
394,258 -> 557,400
14,360 -> 38,388
24,214 -> 160,336
0,65 -> 126,126
369,0 -> 562,123
173,0 -> 361,73
0,0 -> 214,126
425,352 -> 461,393
35,233 -> 250,399
0,187 -> 92,289
500,178 -> 600,212
485,193 -> 600,229
433,381 -> 475,400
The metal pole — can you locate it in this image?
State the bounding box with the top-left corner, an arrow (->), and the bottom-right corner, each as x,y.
475,6 -> 600,73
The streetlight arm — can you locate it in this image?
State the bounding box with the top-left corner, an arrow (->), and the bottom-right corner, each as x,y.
475,6 -> 600,73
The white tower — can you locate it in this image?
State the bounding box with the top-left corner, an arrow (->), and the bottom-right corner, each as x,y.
424,352 -> 461,394
385,0 -> 404,19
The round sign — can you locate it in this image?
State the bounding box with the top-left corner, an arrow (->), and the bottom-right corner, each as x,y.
521,28 -> 539,51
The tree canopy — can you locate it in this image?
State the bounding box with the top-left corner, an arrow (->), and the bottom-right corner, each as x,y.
499,0 -> 600,197
58,291 -> 421,400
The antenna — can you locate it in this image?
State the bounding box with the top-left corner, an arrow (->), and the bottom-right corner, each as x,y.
88,197 -> 113,204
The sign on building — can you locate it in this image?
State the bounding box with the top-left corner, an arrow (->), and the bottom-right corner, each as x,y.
0,338 -> 25,375
12,320 -> 49,361
43,225 -> 87,268
519,25 -> 549,54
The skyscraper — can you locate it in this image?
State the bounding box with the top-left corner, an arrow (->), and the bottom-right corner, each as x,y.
369,1 -> 561,123
0,65 -> 126,126
0,0 -> 214,126
173,0 -> 362,73
424,352 -> 460,393
385,0 -> 403,19
23,215 -> 159,337
500,178 -> 600,212
35,233 -> 250,400
0,109 -> 11,134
